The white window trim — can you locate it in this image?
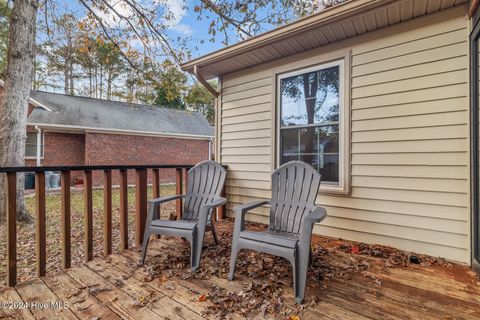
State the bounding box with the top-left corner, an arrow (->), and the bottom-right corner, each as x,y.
273,53 -> 351,195
25,132 -> 44,159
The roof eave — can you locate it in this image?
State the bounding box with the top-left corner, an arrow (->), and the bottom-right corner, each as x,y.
180,0 -> 395,76
27,122 -> 214,140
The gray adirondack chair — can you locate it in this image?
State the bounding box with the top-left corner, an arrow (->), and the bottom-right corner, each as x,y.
228,161 -> 327,304
140,160 -> 227,271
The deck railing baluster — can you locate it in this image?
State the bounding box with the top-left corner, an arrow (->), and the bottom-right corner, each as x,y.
0,164 -> 222,286
175,168 -> 183,220
135,169 -> 147,248
152,169 -> 160,199
35,172 -> 46,277
218,185 -> 227,221
152,169 -> 161,238
103,170 -> 112,256
119,169 -> 128,251
6,172 -> 17,287
61,171 -> 71,269
83,170 -> 93,262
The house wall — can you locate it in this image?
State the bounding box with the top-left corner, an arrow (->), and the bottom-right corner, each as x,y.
219,7 -> 471,263
25,131 -> 85,183
24,130 -> 210,187
84,132 -> 210,186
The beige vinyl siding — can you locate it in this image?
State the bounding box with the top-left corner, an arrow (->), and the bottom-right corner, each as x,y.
220,8 -> 470,263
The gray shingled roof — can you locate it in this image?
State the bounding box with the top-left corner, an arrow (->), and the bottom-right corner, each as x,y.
27,91 -> 214,137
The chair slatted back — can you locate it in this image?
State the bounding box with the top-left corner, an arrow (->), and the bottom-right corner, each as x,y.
269,161 -> 321,235
182,160 -> 227,222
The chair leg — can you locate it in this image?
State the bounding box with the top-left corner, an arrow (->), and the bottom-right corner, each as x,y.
139,230 -> 151,265
228,242 -> 239,281
211,225 -> 219,245
191,228 -> 205,272
292,253 -> 309,304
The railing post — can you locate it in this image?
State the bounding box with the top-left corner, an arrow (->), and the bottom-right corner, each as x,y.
152,169 -> 160,223
6,172 -> 17,287
103,170 -> 112,256
175,168 -> 183,220
119,170 -> 128,251
61,171 -> 71,269
152,169 -> 160,199
83,170 -> 93,262
183,168 -> 188,190
135,169 -> 147,248
35,172 -> 46,277
217,185 -> 226,221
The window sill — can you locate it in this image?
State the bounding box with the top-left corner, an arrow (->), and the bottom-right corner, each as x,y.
319,184 -> 350,196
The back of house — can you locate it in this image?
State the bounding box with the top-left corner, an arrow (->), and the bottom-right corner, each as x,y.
182,0 -> 479,267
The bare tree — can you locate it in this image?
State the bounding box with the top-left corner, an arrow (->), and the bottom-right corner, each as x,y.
0,0 -> 38,223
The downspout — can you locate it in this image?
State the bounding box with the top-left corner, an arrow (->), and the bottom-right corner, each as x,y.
208,137 -> 213,160
35,125 -> 42,166
193,65 -> 219,98
192,65 -> 219,162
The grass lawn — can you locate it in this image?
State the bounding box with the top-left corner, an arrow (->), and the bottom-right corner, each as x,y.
0,184 -> 176,288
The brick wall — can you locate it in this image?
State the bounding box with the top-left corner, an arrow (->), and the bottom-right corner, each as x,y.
25,130 -> 210,187
43,132 -> 86,166
26,131 -> 85,185
84,132 -> 210,186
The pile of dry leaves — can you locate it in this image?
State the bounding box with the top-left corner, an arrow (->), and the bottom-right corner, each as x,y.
140,222 -> 375,319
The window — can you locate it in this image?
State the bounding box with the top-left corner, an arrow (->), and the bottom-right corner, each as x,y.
278,61 -> 343,186
25,132 -> 44,158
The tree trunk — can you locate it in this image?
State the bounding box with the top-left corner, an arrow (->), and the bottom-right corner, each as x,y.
64,58 -> 69,94
302,72 -> 318,166
89,67 -> 92,97
69,59 -> 74,95
0,0 -> 38,224
99,65 -> 103,99
107,69 -> 112,100
94,65 -> 98,98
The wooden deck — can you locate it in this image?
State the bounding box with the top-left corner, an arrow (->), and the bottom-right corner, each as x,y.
1,220 -> 480,320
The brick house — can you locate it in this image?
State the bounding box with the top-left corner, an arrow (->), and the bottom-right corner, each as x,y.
25,91 -> 213,186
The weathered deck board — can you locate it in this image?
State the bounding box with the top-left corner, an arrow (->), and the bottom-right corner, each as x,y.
86,258 -> 204,320
111,250 -> 220,316
0,288 -> 35,320
67,265 -> 165,320
1,221 -> 479,320
15,279 -> 77,319
42,271 -> 119,319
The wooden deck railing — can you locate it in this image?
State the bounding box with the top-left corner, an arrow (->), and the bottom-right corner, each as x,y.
0,164 -> 226,287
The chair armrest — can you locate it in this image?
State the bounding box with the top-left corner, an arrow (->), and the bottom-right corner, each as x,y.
304,206 -> 327,224
234,200 -> 270,232
197,197 -> 228,223
236,200 -> 270,214
148,194 -> 185,206
299,206 -> 327,247
204,197 -> 227,209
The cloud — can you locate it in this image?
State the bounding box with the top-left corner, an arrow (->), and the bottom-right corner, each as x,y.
94,1 -> 135,29
170,23 -> 193,35
158,0 -> 192,35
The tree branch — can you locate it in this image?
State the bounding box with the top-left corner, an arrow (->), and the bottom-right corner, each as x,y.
200,0 -> 253,38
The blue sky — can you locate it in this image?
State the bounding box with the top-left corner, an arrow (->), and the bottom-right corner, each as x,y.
37,0 -> 281,93
163,1 -> 227,59
45,0 -> 234,59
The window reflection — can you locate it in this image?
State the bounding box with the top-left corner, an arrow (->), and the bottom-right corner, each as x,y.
279,64 -> 340,183
280,66 -> 339,126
